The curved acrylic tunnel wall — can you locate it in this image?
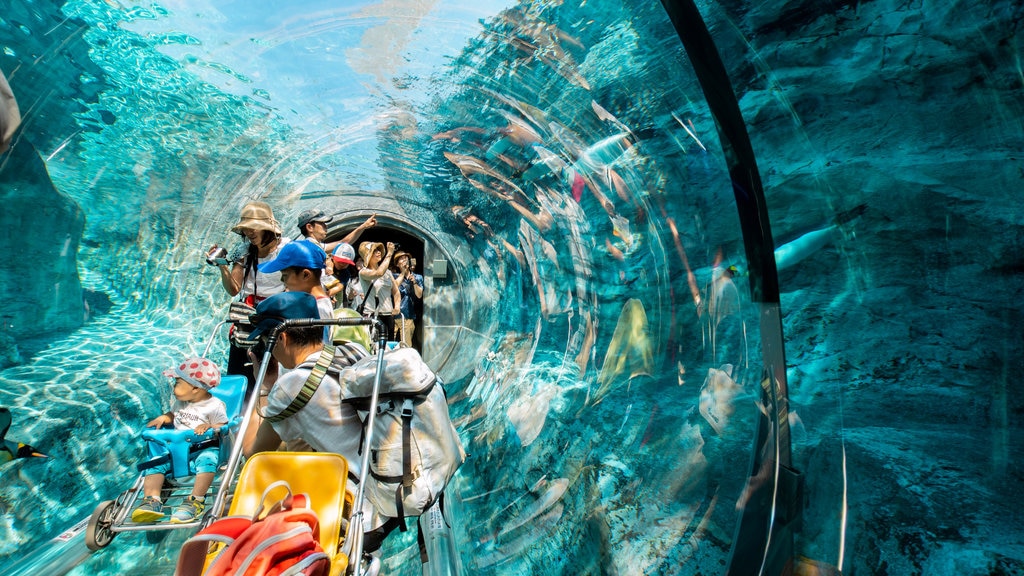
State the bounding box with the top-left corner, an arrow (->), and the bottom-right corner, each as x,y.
0,2 -> 826,575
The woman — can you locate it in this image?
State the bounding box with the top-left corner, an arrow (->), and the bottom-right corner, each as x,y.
391,251 -> 423,347
357,241 -> 400,341
211,201 -> 290,387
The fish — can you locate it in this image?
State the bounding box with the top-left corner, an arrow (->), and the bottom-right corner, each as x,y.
0,407 -> 48,464
431,126 -> 486,142
443,151 -> 531,203
0,68 -> 21,154
497,477 -> 569,538
591,100 -> 631,134
497,110 -> 543,147
594,299 -> 654,404
773,204 -> 867,271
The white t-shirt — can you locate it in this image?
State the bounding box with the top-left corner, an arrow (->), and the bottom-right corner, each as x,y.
170,396 -> 228,431
264,351 -> 362,467
360,274 -> 396,315
231,237 -> 292,300
316,295 -> 335,343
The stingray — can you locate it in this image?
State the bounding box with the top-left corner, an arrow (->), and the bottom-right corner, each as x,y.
0,68 -> 21,154
594,299 -> 654,404
506,382 -> 559,447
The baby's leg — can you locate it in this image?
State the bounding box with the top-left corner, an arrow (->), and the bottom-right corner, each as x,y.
143,472 -> 165,498
192,472 -> 215,498
190,448 -> 220,498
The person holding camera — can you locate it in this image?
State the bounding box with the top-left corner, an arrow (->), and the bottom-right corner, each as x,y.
392,251 -> 423,347
357,241 -> 400,341
206,201 -> 290,391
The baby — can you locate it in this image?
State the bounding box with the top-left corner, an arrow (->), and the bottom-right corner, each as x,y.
131,357 -> 227,524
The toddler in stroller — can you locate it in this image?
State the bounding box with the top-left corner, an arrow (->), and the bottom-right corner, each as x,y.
131,357 -> 228,524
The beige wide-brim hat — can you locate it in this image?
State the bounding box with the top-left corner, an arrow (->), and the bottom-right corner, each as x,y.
231,201 -> 282,235
358,241 -> 384,263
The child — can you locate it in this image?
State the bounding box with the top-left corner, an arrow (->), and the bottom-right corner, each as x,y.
259,239 -> 334,321
132,357 -> 228,524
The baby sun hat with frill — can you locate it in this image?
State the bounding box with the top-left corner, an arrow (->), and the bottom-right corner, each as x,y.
163,357 -> 221,390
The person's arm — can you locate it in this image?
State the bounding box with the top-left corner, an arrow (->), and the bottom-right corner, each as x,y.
219,262 -> 244,296
340,214 -> 377,247
391,275 -> 401,312
326,277 -> 344,298
242,418 -> 282,458
325,214 -> 378,253
146,412 -> 173,428
409,273 -> 423,299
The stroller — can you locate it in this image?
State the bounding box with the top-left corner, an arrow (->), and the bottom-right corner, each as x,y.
84,321 -> 249,551
170,314 -> 388,576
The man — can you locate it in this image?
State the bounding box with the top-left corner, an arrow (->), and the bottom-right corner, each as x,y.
241,292 -> 367,465
297,209 -> 378,255
241,292 -> 380,538
392,252 -> 423,347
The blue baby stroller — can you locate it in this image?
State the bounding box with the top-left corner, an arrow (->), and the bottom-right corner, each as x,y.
85,324 -> 248,551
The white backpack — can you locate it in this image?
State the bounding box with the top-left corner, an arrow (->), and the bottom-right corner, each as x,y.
338,348 -> 466,523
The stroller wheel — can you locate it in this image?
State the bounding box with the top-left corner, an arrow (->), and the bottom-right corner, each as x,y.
85,500 -> 118,551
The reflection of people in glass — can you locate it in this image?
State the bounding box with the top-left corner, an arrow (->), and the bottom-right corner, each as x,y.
392,252 -> 423,347
704,249 -> 746,369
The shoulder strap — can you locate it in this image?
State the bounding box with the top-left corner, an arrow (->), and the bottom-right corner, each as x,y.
264,346 -> 335,424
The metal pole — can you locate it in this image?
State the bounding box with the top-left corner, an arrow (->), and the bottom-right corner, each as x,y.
351,319 -> 387,576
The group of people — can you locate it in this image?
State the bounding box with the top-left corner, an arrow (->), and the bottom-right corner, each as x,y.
210,201 -> 424,386
130,201 -> 424,532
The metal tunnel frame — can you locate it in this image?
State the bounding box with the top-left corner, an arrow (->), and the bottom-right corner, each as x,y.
659,1 -> 804,574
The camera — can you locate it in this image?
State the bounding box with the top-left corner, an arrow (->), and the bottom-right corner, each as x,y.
206,246 -> 230,266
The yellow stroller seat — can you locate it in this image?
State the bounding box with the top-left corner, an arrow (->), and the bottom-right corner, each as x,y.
227,451 -> 353,576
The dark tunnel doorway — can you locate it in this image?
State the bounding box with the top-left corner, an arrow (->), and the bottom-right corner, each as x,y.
326,222 -> 426,352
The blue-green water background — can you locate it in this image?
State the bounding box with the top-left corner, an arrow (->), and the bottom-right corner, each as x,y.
2,1 -> 1022,575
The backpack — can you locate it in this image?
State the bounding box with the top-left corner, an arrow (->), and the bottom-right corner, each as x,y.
338,347 -> 466,525
175,481 -> 331,576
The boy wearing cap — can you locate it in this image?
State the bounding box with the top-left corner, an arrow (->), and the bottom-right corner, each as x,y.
258,240 -> 334,321
328,243 -> 358,307
131,358 -> 228,524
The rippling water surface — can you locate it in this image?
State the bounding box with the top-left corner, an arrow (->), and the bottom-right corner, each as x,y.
2,2 -> 827,574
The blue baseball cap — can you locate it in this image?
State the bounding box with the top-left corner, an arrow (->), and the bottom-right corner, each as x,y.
258,240 -> 326,273
248,292 -> 320,340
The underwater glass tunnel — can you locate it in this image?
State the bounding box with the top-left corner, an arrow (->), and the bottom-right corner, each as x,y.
1,1 -> 1022,575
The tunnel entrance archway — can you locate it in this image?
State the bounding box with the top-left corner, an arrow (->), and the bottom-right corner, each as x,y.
321,209 -> 494,387
325,223 -> 426,351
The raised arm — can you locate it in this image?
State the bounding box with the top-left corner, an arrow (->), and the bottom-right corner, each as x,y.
391,275 -> 401,312
326,214 -> 378,253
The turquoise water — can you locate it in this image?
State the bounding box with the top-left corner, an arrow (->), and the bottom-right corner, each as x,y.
8,2 -> 762,573
0,0 -> 969,574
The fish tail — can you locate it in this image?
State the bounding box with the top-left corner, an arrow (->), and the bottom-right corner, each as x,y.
833,203 -> 867,226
